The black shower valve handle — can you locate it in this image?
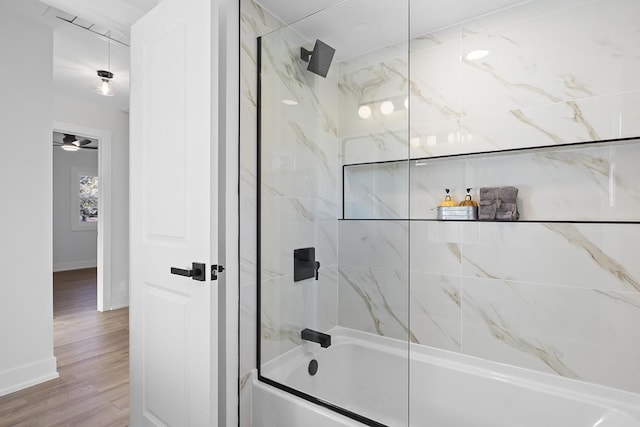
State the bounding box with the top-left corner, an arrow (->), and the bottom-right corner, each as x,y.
315,261 -> 321,280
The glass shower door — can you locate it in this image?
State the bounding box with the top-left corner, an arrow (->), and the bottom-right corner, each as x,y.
257,1 -> 411,425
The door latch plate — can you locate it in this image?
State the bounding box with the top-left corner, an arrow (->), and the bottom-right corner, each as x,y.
211,264 -> 225,280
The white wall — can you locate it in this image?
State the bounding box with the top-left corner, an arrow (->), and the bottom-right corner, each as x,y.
53,147 -> 99,271
53,94 -> 130,308
0,4 -> 58,396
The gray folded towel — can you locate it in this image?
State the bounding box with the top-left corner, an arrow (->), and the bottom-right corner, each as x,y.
479,186 -> 519,221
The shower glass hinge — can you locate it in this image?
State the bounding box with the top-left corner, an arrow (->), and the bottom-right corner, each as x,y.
211,264 -> 225,281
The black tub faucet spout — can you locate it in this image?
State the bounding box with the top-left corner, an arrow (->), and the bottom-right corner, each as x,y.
301,328 -> 331,348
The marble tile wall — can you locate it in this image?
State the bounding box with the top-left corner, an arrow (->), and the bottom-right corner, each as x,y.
342,0 -> 640,218
337,0 -> 640,395
337,221 -> 411,341
242,0 -> 640,416
428,222 -> 640,393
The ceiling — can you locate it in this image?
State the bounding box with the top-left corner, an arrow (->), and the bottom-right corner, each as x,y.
1,0 -> 529,112
257,0 -> 530,60
0,0 -> 160,112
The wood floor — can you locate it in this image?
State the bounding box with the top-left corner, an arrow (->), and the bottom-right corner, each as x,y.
0,268 -> 129,427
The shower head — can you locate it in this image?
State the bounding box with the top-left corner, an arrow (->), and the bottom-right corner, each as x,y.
300,39 -> 335,78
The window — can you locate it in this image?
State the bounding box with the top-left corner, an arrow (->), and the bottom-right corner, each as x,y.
79,174 -> 99,223
71,167 -> 98,230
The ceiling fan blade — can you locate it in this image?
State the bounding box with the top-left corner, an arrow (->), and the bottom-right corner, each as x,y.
76,139 -> 92,146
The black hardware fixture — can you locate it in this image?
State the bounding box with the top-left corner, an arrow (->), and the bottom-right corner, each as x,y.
308,359 -> 319,376
170,262 -> 206,282
211,264 -> 225,280
294,248 -> 320,282
301,328 -> 331,348
300,39 -> 336,78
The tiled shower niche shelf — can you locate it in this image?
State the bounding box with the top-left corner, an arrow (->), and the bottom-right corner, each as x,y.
342,136 -> 640,223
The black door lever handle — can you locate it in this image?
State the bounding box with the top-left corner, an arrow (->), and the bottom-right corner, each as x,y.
170,267 -> 193,277
170,262 -> 206,281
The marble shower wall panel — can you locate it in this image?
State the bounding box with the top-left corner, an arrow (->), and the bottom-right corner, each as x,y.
461,0 -> 640,114
458,0 -> 640,152
402,0 -> 640,158
337,221 -> 410,340
461,92 -> 640,154
261,119 -> 338,202
338,220 -> 409,270
461,222 -> 640,293
343,162 -> 409,219
409,221 -> 463,350
338,55 -> 409,142
409,220 -> 640,392
410,271 -> 461,351
261,196 -> 337,281
409,221 -> 462,276
342,130 -> 409,165
409,140 -> 640,220
338,264 -> 410,341
406,36 -> 463,158
461,277 -> 640,394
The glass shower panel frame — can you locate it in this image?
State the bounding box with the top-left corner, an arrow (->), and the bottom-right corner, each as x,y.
256,1 -> 412,425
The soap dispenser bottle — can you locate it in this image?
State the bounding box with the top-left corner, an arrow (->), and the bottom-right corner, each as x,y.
459,188 -> 478,207
439,189 -> 457,207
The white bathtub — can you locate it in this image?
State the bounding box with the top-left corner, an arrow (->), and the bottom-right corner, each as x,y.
254,327 -> 640,427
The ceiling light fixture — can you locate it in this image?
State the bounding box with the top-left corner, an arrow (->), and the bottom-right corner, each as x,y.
96,33 -> 116,96
282,99 -> 298,106
61,134 -> 80,152
61,141 -> 80,151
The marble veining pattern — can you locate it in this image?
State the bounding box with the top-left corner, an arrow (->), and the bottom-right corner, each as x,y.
544,223 -> 640,292
461,277 -> 640,393
338,265 -> 411,341
410,272 -> 461,351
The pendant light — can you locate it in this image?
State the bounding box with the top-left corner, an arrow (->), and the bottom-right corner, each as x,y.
96,33 -> 116,96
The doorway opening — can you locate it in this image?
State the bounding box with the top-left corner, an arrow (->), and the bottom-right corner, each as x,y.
53,121 -> 113,311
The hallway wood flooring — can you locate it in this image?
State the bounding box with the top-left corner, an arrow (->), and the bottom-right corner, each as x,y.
0,268 -> 129,426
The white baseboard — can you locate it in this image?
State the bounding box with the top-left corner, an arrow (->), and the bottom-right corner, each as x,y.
107,291 -> 129,311
0,357 -> 58,397
53,260 -> 97,272
108,302 -> 129,311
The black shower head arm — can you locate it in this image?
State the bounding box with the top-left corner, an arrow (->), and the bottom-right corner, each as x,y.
300,47 -> 312,62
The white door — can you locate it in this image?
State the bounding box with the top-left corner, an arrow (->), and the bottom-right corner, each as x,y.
129,0 -> 219,425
